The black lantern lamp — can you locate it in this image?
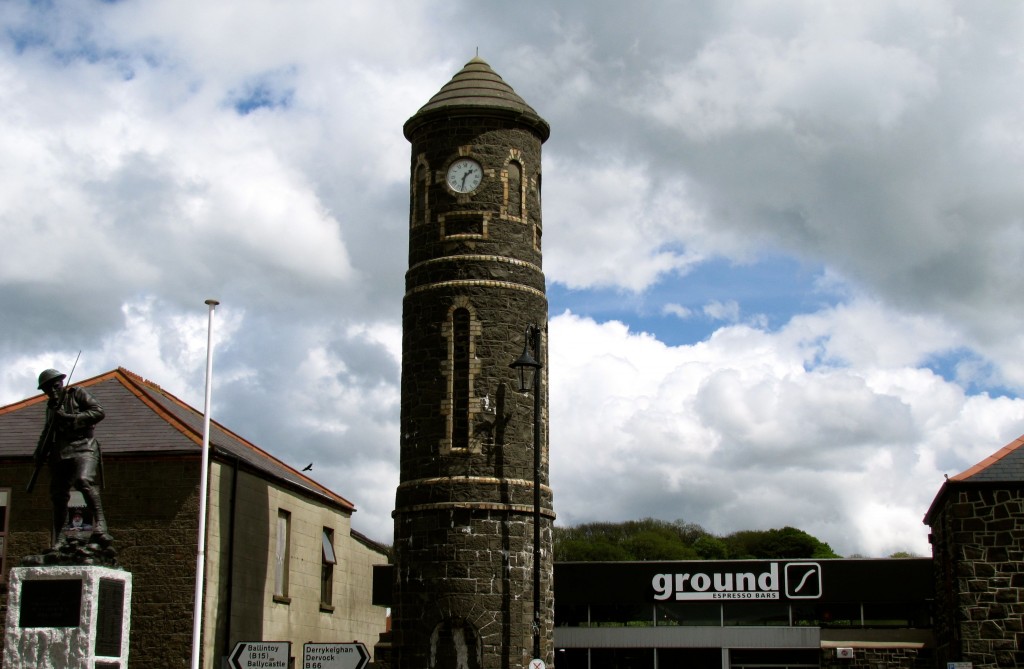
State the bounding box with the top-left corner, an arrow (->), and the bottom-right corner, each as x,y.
510,325 -> 541,393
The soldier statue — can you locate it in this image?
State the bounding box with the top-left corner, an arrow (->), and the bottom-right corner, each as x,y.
33,368 -> 112,551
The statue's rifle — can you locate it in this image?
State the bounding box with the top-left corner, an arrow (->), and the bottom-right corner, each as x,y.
26,351 -> 81,493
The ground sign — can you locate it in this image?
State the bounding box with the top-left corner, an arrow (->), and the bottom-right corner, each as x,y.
303,642 -> 370,669
228,641 -> 290,669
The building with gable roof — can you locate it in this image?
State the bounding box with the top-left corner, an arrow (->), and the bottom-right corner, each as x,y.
0,367 -> 389,668
925,433 -> 1024,668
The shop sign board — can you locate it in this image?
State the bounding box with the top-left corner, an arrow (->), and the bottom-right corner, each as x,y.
652,562 -> 823,601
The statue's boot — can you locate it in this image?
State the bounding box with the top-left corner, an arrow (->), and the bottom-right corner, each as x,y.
51,506 -> 68,551
83,488 -> 114,546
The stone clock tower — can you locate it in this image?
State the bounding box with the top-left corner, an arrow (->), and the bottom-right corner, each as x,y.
391,57 -> 554,669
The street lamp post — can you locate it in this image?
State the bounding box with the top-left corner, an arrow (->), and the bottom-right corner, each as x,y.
510,324 -> 543,662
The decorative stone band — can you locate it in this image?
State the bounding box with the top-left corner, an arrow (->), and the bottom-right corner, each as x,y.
398,475 -> 552,493
408,254 -> 541,274
393,501 -> 556,520
405,279 -> 546,299
395,475 -> 555,519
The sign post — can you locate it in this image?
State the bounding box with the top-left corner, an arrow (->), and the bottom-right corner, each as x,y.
228,641 -> 290,669
302,642 -> 370,669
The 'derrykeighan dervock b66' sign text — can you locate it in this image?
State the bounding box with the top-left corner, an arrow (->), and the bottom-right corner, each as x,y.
652,562 -> 822,601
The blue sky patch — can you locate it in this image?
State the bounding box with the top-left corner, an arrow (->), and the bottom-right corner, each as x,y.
549,254 -> 833,346
230,77 -> 295,115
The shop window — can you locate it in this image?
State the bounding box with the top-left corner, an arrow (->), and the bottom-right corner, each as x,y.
274,509 -> 291,602
792,601 -> 861,627
723,601 -> 790,626
554,603 -> 590,627
588,602 -> 653,627
658,648 -> 723,669
554,648 -> 590,669
321,527 -> 336,611
863,601 -> 930,628
730,648 -> 819,668
0,488 -> 8,583
589,648 -> 654,669
656,601 -> 721,627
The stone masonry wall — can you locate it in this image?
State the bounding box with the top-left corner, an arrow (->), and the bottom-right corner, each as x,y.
821,646 -> 933,669
1,455 -> 201,669
930,485 -> 1024,668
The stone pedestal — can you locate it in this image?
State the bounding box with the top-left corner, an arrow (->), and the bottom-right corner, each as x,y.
3,566 -> 132,669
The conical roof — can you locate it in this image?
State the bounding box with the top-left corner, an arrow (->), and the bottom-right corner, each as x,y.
404,57 -> 549,140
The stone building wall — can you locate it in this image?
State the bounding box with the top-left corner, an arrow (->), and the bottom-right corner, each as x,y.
0,454 -> 202,669
929,485 -> 1024,668
204,459 -> 389,667
3,454 -> 389,669
820,646 -> 933,669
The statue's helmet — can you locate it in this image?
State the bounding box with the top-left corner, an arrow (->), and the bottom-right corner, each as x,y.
37,369 -> 66,390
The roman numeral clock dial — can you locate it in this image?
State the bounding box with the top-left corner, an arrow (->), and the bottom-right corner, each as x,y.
446,158 -> 483,193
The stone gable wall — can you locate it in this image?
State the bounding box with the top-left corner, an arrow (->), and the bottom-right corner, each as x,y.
929,485 -> 1024,668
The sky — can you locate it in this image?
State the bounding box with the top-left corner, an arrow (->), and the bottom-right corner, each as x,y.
3,0 -> 1024,558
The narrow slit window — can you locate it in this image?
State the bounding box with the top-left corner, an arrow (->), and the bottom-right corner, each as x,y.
452,308 -> 471,450
414,164 -> 427,225
507,161 -> 522,217
274,509 -> 291,600
321,528 -> 336,609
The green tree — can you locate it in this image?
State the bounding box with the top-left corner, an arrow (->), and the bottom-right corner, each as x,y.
554,519 -> 840,561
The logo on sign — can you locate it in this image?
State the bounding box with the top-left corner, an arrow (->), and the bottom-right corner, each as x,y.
784,562 -> 821,599
652,562 -> 822,601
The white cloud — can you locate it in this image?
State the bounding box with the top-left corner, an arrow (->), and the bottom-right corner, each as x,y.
549,304 -> 1024,557
3,0 -> 1024,556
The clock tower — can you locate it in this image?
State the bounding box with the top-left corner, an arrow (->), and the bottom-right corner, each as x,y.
391,57 -> 554,669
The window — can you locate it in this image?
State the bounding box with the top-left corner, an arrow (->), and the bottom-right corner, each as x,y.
274,509 -> 291,602
0,488 -> 9,583
452,308 -> 471,450
506,160 -> 522,217
414,163 -> 428,226
321,528 -> 336,611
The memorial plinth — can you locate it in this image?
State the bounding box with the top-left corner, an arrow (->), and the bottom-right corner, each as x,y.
3,565 -> 132,669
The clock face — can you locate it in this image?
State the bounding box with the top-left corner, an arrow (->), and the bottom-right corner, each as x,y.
447,158 -> 483,193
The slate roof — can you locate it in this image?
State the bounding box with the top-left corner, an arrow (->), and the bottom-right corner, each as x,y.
950,433 -> 1024,483
404,56 -> 549,140
0,367 -> 354,511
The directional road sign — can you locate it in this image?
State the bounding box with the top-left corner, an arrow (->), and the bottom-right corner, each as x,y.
228,641 -> 290,669
303,642 -> 370,669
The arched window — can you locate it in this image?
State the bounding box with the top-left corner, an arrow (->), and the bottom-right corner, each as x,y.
507,160 -> 522,218
413,163 -> 427,226
451,308 -> 471,450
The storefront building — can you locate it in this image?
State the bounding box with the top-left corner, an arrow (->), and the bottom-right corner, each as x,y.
552,558 -> 933,669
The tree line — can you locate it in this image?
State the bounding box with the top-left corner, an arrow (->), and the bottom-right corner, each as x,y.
553,518 -> 844,561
